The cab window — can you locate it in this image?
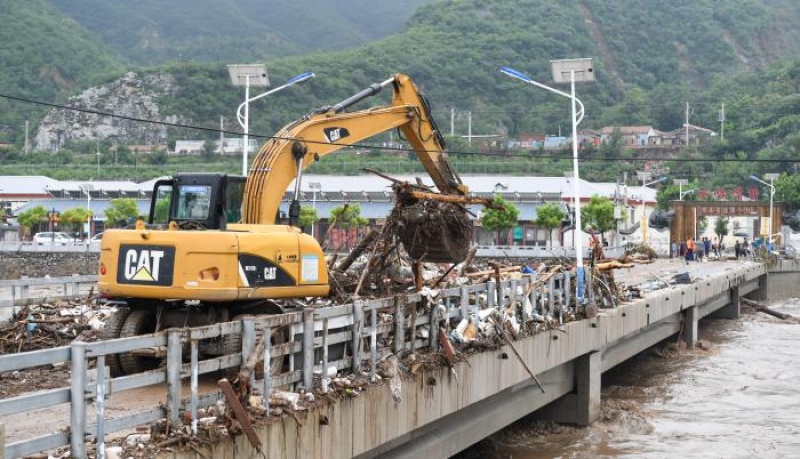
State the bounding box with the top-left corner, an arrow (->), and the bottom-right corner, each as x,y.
224,180 -> 245,223
176,185 -> 212,219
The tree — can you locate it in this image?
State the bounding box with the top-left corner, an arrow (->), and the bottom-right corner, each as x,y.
105,198 -> 140,228
582,195 -> 616,243
775,173 -> 800,212
60,207 -> 92,237
16,206 -> 48,239
329,204 -> 368,248
201,140 -> 217,161
535,202 -> 565,247
480,195 -> 519,244
298,205 -> 319,232
714,216 -> 730,248
153,198 -> 171,224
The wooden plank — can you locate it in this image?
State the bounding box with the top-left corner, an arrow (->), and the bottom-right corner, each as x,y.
218,379 -> 261,448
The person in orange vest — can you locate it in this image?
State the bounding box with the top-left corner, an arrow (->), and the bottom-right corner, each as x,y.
685,237 -> 696,263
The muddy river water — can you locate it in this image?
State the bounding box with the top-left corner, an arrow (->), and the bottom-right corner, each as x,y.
458,298 -> 800,459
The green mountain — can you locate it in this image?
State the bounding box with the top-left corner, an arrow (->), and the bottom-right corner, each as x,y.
3,0 -> 800,149
0,0 -> 125,143
48,0 -> 435,65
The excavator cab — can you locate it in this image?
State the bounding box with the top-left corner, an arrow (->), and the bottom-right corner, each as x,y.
148,173 -> 246,229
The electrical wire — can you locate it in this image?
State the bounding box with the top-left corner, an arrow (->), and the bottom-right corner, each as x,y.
1,91 -> 796,164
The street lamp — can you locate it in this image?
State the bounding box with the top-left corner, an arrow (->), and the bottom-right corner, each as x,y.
501,58 -> 594,303
228,65 -> 315,176
309,182 -> 321,238
81,184 -> 94,241
638,172 -> 667,244
750,173 -> 779,240
673,179 -> 695,201
96,144 -> 101,177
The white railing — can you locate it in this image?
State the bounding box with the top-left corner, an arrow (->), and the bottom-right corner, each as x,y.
0,273 -> 571,458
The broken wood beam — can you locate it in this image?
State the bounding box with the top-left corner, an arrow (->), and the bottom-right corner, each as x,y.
334,228 -> 379,272
219,378 -> 262,448
740,297 -> 794,320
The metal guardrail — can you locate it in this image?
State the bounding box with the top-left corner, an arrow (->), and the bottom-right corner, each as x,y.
0,275 -> 99,309
0,241 -> 99,253
475,245 -> 625,259
0,272 -> 571,459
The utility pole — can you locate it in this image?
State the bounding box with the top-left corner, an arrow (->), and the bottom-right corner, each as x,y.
467,111 -> 472,145
685,102 -> 690,146
24,120 -> 30,154
450,108 -> 455,137
219,116 -> 224,155
719,103 -> 725,140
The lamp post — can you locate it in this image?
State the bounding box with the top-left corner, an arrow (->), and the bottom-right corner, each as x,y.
228,66 -> 315,176
638,172 -> 667,244
501,58 -> 594,303
309,182 -> 321,238
750,173 -> 779,240
673,179 -> 689,200
81,184 -> 94,241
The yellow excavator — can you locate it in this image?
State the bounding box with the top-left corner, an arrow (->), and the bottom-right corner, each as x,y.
98,74 -> 480,375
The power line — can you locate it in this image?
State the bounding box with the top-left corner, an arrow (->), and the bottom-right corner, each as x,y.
1,92 -> 795,164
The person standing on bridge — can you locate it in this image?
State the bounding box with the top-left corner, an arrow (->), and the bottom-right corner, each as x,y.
685,237 -> 696,263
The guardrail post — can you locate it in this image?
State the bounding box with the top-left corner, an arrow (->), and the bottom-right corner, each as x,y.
352,300 -> 364,372
242,318 -> 256,393
95,354 -> 106,459
370,305 -> 378,381
428,299 -> 439,350
487,280 -> 495,309
394,296 -> 404,355
460,287 -> 469,319
166,329 -> 183,429
190,339 -> 199,436
263,327 -> 272,410
320,320 -> 328,393
303,308 -> 315,390
510,279 -> 518,313
70,341 -> 88,459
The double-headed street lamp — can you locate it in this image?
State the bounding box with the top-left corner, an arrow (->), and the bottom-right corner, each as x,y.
501,58 -> 594,303
638,172 -> 667,244
750,173 -> 779,240
228,65 -> 315,176
673,179 -> 695,201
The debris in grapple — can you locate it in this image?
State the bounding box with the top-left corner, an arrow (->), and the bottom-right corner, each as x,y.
394,199 -> 473,263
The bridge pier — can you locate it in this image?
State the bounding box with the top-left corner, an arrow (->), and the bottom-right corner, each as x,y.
711,286 -> 741,319
534,351 -> 600,426
682,305 -> 698,347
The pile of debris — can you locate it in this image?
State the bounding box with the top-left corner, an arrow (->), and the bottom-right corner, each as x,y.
0,298 -> 110,354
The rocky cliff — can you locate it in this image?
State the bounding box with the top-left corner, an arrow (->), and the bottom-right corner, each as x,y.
35,72 -> 179,152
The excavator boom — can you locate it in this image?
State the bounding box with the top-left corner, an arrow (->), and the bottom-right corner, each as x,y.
243,74 -> 468,225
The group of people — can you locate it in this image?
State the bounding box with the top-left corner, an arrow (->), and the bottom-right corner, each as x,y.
734,238 -> 750,259
672,236 -> 722,263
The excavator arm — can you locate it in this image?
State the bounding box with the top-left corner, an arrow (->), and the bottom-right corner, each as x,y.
243,74 -> 468,225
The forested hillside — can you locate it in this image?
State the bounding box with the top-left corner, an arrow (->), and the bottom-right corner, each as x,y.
2,0 -> 800,170
48,0 -> 434,64
0,0 -> 125,143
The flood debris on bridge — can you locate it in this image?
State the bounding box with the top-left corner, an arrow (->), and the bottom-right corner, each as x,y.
0,242 -> 680,459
